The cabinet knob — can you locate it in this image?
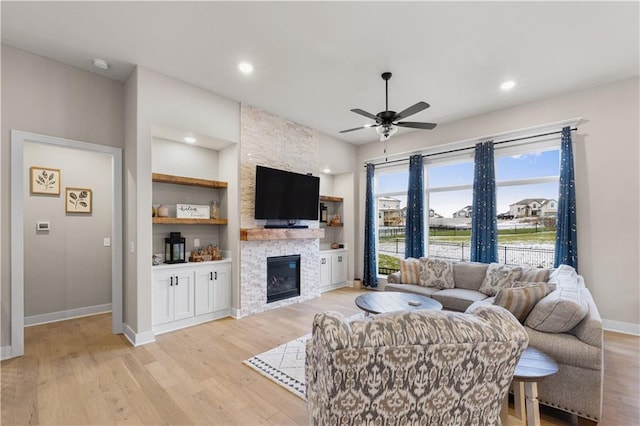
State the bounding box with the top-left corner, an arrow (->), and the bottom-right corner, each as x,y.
215,271 -> 218,280
175,276 -> 179,286
210,272 -> 213,280
170,276 -> 173,286
321,258 -> 326,264
338,256 -> 342,262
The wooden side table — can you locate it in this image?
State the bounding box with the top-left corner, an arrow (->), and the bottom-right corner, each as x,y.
506,346 -> 559,426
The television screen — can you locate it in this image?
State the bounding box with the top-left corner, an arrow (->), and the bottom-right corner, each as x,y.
255,166 -> 320,221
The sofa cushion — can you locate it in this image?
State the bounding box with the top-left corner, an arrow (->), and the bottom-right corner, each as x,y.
431,288 -> 489,312
479,263 -> 524,296
521,267 -> 552,283
418,257 -> 455,289
400,258 -> 420,284
384,283 -> 440,297
452,261 -> 489,290
494,283 -> 552,322
525,284 -> 589,333
548,264 -> 583,288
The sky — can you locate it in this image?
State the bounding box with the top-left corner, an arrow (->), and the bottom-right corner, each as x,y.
377,149 -> 560,218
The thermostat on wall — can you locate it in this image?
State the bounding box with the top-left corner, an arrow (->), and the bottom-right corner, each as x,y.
36,221 -> 50,231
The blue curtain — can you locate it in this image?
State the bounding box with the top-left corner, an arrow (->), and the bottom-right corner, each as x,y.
470,141 -> 498,263
363,163 -> 378,287
554,126 -> 578,269
405,155 -> 425,258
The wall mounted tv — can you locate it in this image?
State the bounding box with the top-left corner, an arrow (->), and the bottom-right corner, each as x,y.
254,165 -> 320,223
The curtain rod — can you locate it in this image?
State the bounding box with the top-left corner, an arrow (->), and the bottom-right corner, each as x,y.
364,127 -> 578,168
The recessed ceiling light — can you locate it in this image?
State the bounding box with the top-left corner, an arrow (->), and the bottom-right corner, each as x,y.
501,80 -> 516,91
322,168 -> 331,174
92,58 -> 109,70
238,62 -> 254,75
184,136 -> 196,144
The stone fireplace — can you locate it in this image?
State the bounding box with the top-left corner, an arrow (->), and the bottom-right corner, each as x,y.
267,255 -> 301,303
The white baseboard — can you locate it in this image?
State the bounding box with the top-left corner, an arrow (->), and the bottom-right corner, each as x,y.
24,303 -> 112,327
602,319 -> 640,336
320,281 -> 349,294
123,324 -> 156,347
230,307 -> 241,318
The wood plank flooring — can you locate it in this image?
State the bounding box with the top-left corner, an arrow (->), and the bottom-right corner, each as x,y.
2,287 -> 639,425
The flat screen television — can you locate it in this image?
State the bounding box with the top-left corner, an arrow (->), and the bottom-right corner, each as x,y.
254,165 -> 320,222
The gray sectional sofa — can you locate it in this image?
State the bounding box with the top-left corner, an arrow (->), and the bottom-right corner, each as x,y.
386,259 -> 603,424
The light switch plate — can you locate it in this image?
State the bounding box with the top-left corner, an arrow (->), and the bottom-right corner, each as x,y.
104,237 -> 111,247
36,221 -> 50,231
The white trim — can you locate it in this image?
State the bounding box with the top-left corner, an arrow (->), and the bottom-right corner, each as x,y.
24,304 -> 112,327
1,346 -> 14,361
602,319 -> 640,336
152,310 -> 231,336
10,130 -> 124,359
123,325 -> 156,347
230,307 -> 241,318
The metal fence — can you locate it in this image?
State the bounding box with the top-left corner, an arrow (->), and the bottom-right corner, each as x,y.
379,240 -> 554,273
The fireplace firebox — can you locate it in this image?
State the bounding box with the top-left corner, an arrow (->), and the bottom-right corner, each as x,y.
267,255 -> 301,303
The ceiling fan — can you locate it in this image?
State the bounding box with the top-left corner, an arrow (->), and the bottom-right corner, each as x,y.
340,72 -> 437,141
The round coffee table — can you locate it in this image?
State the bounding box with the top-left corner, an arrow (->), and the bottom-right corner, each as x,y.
354,291 -> 443,315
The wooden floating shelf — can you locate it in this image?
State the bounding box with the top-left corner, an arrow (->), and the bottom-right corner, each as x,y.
319,195 -> 343,202
152,173 -> 228,189
153,218 -> 228,225
240,228 -> 325,241
323,223 -> 344,227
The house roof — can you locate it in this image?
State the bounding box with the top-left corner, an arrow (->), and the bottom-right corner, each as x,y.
510,198 -> 548,207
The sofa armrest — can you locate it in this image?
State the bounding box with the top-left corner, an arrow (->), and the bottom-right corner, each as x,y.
569,287 -> 603,349
387,271 -> 402,284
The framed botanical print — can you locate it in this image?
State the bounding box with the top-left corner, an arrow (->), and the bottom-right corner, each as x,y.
65,187 -> 92,213
30,166 -> 60,195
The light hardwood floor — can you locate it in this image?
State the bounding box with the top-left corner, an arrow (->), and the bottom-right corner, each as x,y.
2,287 -> 638,425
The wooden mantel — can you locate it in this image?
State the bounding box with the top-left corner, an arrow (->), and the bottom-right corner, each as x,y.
240,228 -> 325,241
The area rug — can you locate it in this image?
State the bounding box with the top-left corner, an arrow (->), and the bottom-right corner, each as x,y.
243,313 -> 364,400
243,332 -> 311,399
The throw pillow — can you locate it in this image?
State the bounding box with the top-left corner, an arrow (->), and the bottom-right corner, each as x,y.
521,267 -> 551,283
494,283 -> 552,323
400,258 -> 420,284
479,263 -> 523,296
525,285 -> 589,333
419,258 -> 455,289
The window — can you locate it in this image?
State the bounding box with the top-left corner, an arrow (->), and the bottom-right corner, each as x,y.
373,135 -> 562,275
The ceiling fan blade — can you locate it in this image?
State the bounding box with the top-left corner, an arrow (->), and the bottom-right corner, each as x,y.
396,121 -> 437,130
351,108 -> 379,121
394,101 -> 430,120
339,124 -> 376,133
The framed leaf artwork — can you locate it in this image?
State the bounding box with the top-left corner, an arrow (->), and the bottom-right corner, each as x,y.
65,187 -> 92,213
30,166 -> 60,195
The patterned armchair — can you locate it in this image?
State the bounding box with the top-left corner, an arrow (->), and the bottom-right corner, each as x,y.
306,305 -> 528,426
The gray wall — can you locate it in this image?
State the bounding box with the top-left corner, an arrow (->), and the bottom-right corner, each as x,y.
356,76 -> 640,331
1,45 -> 124,346
23,142 -> 113,317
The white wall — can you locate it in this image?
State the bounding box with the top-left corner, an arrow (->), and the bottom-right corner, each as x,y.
355,77 -> 640,331
1,45 -> 124,347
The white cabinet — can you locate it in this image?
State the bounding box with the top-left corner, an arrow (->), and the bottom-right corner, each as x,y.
153,269 -> 195,325
319,249 -> 348,292
153,260 -> 232,334
194,262 -> 231,315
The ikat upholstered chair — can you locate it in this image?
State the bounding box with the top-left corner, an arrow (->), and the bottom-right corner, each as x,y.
306,304 -> 528,426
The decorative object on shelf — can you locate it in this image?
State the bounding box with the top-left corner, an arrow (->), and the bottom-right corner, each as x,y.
152,206 -> 157,217
30,166 -> 60,195
164,232 -> 186,263
177,204 -> 210,219
65,187 -> 92,213
189,244 -> 222,262
319,203 -> 328,223
331,242 -> 340,249
157,204 -> 169,217
330,213 -> 341,225
210,200 -> 220,219
152,254 -> 162,265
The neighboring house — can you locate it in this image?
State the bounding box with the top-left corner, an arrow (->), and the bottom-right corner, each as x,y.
453,205 -> 473,218
378,197 -> 405,226
429,208 -> 443,218
509,198 -> 557,218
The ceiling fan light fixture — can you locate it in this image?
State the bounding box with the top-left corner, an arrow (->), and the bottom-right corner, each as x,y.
376,124 -> 398,141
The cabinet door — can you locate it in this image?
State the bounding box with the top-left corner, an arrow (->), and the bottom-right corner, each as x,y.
213,263 -> 231,312
173,270 -> 195,321
320,255 -> 331,286
194,267 -> 215,316
153,270 -> 175,325
331,252 -> 348,284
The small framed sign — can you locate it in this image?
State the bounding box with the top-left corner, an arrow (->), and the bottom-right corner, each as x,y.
176,204 -> 210,219
30,166 -> 60,195
66,187 -> 92,213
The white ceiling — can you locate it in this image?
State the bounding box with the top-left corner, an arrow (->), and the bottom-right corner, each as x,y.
2,1 -> 638,145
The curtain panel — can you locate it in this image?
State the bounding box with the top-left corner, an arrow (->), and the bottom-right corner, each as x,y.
363,163 -> 378,287
405,154 -> 425,258
554,126 -> 578,269
470,141 -> 498,263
